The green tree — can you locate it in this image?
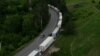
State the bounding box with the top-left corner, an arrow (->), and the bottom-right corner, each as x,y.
3,14 -> 22,33
91,0 -> 95,3
22,14 -> 35,35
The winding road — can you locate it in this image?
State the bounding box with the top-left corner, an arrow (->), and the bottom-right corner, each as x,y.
15,5 -> 60,56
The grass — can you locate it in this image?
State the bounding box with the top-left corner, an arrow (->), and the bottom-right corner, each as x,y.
52,0 -> 100,56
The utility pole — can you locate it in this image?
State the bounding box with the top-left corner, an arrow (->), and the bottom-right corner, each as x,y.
41,17 -> 43,30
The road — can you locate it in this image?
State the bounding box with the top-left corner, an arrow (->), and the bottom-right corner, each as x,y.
15,6 -> 59,56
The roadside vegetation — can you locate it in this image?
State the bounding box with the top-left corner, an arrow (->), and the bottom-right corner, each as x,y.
52,0 -> 100,56
0,0 -> 49,56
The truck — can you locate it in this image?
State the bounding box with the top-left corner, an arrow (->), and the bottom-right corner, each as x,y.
28,49 -> 41,56
39,36 -> 54,52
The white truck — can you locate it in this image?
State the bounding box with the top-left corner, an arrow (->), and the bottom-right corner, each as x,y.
39,36 -> 54,52
52,27 -> 59,37
28,49 -> 41,56
54,7 -> 59,12
57,20 -> 62,28
59,12 -> 62,20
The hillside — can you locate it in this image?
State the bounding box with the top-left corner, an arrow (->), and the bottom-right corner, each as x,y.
52,0 -> 100,56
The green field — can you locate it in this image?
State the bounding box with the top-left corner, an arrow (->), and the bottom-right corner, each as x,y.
53,0 -> 100,56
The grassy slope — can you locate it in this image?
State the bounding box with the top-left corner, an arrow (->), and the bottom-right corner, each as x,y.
53,0 -> 100,56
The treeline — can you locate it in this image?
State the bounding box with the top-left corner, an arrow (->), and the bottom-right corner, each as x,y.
0,0 -> 49,56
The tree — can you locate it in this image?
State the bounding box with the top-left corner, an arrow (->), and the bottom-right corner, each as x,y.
22,14 -> 35,35
0,0 -> 50,55
92,0 -> 95,3
3,14 -> 22,33
48,0 -> 68,14
32,0 -> 49,27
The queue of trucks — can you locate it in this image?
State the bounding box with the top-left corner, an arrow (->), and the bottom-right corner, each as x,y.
28,4 -> 63,56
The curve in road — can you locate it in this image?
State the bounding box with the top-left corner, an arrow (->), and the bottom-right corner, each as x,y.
15,5 -> 61,56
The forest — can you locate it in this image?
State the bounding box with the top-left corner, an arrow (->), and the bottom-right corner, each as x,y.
0,0 -> 49,56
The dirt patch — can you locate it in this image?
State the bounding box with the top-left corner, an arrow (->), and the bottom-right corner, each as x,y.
44,46 -> 60,56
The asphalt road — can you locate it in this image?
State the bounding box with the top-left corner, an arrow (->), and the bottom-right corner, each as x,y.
15,6 -> 59,56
